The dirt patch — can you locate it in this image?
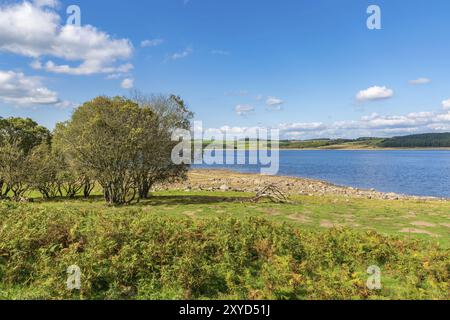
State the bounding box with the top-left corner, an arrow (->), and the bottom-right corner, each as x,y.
410,221 -> 437,228
320,220 -> 342,228
334,213 -> 355,219
439,223 -> 450,228
374,217 -> 391,221
264,208 -> 283,216
399,228 -> 439,237
288,214 -> 312,224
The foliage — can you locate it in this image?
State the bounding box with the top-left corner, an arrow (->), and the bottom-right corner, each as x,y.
0,204 -> 448,300
278,133 -> 450,149
0,118 -> 51,200
130,93 -> 193,200
28,143 -> 61,199
379,133 -> 450,148
53,95 -> 191,204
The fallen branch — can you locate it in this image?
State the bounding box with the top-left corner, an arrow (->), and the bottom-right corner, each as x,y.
249,184 -> 291,204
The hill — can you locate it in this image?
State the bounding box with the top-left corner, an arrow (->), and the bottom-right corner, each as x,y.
280,133 -> 450,149
378,133 -> 450,148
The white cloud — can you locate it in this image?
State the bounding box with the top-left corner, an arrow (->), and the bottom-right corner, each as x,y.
442,99 -> 450,110
106,73 -> 127,80
356,86 -> 394,101
0,70 -> 60,106
202,108 -> 450,140
54,100 -> 76,109
266,96 -> 284,106
0,1 -> 133,75
280,110 -> 450,139
121,78 -> 134,89
265,96 -> 284,111
141,39 -> 164,48
32,0 -> 58,8
169,47 -> 193,60
409,78 -> 431,85
279,122 -> 326,132
235,104 -> 254,116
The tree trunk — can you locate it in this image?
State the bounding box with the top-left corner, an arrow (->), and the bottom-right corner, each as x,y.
138,179 -> 152,200
83,181 -> 94,198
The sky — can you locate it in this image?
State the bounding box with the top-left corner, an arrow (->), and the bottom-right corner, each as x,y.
1,0 -> 450,139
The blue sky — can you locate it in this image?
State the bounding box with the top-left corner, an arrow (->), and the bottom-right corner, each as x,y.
1,0 -> 450,138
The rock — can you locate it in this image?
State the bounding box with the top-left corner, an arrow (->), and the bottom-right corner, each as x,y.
219,184 -> 230,191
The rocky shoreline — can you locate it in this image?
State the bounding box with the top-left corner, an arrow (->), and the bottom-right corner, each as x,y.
155,169 -> 448,201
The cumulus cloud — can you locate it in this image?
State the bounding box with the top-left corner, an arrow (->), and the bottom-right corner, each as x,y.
141,39 -> 164,48
235,104 -> 254,116
0,70 -> 64,106
266,96 -> 284,106
409,78 -> 431,85
169,47 -> 193,60
283,110 -> 450,139
356,86 -> 394,101
0,1 -> 133,75
202,108 -> 450,140
121,78 -> 134,89
32,0 -> 58,8
265,96 -> 284,111
442,99 -> 450,110
278,122 -> 326,132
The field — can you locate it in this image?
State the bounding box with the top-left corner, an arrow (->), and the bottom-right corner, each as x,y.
0,188 -> 449,300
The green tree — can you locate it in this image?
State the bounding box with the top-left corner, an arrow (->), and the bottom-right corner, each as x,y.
131,93 -> 193,199
0,117 -> 51,200
54,96 -> 158,204
28,143 -> 61,199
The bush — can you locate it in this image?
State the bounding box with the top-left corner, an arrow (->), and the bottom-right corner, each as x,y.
0,204 -> 448,300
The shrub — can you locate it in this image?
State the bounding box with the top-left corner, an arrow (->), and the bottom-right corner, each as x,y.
0,204 -> 448,300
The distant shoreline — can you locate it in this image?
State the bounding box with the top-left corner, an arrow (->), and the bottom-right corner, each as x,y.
277,147 -> 450,151
224,147 -> 450,151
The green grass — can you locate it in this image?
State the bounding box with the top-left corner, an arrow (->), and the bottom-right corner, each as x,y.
31,191 -> 450,247
0,191 -> 449,300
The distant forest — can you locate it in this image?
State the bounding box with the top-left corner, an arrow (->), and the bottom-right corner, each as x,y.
280,133 -> 450,149
378,133 -> 450,148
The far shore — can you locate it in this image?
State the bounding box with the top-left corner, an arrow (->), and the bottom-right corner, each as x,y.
217,147 -> 450,151
278,147 -> 450,151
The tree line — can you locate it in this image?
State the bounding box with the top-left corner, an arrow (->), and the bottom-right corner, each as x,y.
378,133 -> 450,148
0,93 -> 192,204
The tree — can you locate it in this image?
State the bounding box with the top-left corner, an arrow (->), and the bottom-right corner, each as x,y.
52,123 -> 93,198
130,93 -> 193,199
0,118 -> 51,200
29,143 -> 61,199
54,96 -> 158,204
54,95 -> 193,204
0,143 -> 32,200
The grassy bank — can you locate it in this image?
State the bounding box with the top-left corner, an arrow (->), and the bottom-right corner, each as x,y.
0,191 -> 449,300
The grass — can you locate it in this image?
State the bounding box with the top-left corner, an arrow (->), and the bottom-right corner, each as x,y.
0,190 -> 448,300
32,191 -> 450,247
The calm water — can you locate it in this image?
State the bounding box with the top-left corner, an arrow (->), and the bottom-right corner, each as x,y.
195,150 -> 450,198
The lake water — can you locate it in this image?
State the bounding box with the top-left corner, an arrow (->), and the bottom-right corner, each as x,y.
195,150 -> 450,198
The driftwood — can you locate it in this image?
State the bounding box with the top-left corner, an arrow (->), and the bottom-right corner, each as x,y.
250,184 -> 291,204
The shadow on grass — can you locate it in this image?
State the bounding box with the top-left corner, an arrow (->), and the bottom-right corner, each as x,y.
138,195 -> 250,206
31,194 -> 250,207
